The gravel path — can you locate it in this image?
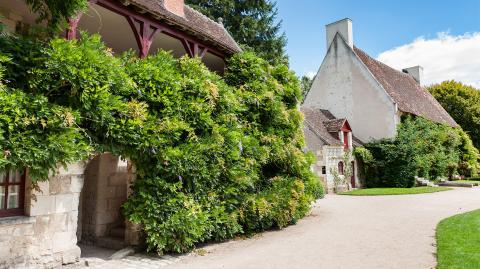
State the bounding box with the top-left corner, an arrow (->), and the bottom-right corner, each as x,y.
165,187 -> 480,269
68,187 -> 480,269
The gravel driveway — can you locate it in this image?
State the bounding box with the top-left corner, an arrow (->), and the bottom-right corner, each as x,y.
165,187 -> 480,269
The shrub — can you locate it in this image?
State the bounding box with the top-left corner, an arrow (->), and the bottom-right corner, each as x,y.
355,116 -> 478,188
0,33 -> 323,253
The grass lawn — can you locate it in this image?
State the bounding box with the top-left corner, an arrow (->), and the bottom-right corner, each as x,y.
339,186 -> 452,196
452,180 -> 480,185
436,210 -> 480,269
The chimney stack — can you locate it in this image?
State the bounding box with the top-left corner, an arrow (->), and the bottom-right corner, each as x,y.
164,0 -> 185,17
326,18 -> 353,49
402,66 -> 423,84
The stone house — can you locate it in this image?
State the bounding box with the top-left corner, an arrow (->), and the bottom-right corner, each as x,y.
301,108 -> 362,193
301,18 -> 457,186
0,0 -> 240,268
303,18 -> 457,144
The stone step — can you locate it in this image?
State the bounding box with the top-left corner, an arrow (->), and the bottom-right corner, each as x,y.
438,181 -> 476,188
96,236 -> 126,250
109,227 -> 125,239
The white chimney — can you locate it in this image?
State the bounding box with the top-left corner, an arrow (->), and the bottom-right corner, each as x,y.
326,18 -> 353,49
402,66 -> 423,84
164,0 -> 185,17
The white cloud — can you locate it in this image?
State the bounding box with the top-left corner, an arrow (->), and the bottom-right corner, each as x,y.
305,71 -> 316,79
377,32 -> 480,88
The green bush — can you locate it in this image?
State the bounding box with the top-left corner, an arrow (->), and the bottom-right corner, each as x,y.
355,116 -> 478,188
0,33 -> 323,253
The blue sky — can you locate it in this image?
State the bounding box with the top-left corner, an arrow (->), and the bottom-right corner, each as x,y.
276,0 -> 480,86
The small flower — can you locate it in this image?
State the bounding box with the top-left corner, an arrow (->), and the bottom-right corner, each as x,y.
3,150 -> 11,157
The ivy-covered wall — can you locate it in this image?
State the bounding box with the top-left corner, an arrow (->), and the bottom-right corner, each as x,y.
0,32 -> 323,254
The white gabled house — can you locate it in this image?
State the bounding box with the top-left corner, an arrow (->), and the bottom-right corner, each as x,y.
302,18 -> 457,191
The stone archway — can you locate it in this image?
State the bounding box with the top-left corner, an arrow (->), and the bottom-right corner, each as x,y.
77,153 -> 133,250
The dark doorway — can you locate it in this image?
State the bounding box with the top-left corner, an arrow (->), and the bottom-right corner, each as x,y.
351,161 -> 356,188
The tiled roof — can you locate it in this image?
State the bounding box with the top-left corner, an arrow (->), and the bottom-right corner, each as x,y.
301,108 -> 363,146
126,0 -> 241,54
324,119 -> 346,133
353,46 -> 457,127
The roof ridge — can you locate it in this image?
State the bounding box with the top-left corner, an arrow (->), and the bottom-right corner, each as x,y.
183,5 -> 223,27
353,46 -> 415,81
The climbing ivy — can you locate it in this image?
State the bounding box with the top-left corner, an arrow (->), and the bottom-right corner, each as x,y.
0,32 -> 323,253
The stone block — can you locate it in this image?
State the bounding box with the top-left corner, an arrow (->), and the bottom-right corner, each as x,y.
67,211 -> 78,232
29,195 -> 56,216
55,194 -> 74,214
70,175 -> 84,193
52,231 -> 76,252
51,213 -> 68,232
34,181 -> 50,196
58,162 -> 86,176
13,224 -> 34,236
61,246 -> 81,265
34,216 -> 50,235
49,176 -> 71,195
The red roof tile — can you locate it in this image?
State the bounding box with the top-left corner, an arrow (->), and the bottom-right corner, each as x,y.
353,46 -> 457,127
301,108 -> 363,146
126,0 -> 241,54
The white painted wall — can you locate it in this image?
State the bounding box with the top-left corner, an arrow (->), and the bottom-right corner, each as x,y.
303,34 -> 398,142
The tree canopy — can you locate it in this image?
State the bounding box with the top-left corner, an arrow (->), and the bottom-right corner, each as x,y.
23,0 -> 88,32
428,80 -> 480,149
186,0 -> 288,64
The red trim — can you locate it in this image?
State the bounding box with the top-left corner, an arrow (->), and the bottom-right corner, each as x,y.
343,131 -> 349,150
71,0 -> 226,59
0,171 -> 25,218
341,120 -> 352,132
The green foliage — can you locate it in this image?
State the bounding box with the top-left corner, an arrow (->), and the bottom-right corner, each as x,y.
0,89 -> 90,180
24,0 -> 88,32
428,81 -> 480,149
186,0 -> 288,64
356,116 -> 478,188
0,33 -> 322,254
300,75 -> 313,103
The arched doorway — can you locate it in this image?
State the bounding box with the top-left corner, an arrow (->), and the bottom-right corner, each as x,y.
77,153 -> 130,250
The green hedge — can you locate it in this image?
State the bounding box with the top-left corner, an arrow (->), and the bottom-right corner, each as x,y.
0,32 -> 323,253
355,116 -> 479,188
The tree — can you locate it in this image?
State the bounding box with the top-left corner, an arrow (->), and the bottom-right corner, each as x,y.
300,75 -> 313,102
185,0 -> 288,64
428,80 -> 480,149
23,0 -> 88,32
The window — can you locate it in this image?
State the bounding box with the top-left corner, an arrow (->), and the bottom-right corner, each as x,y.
321,166 -> 326,175
338,162 -> 344,175
0,171 -> 25,217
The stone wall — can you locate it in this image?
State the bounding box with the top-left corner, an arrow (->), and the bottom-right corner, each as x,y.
0,162 -> 85,269
80,153 -> 128,243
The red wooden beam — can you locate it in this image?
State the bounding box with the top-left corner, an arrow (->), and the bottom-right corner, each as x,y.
82,0 -> 227,59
